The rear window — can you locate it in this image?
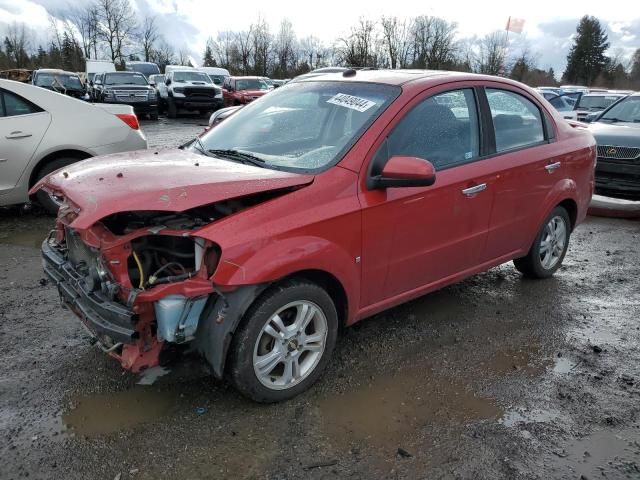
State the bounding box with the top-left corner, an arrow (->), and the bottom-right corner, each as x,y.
0,90 -> 42,117
486,89 -> 545,152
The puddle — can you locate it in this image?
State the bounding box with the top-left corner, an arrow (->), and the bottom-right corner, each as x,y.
552,356 -> 577,374
0,228 -> 50,248
546,426 -> 640,478
317,366 -> 500,448
499,408 -> 564,427
64,387 -> 180,436
483,347 -> 549,376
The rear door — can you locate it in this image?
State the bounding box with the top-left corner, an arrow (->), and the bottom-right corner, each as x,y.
359,85 -> 496,305
480,86 -> 562,261
0,89 -> 50,196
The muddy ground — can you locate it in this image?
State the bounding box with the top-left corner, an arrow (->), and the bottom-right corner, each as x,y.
1,118 -> 639,480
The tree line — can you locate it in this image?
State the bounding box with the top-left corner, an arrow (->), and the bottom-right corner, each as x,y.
1,1 -> 639,89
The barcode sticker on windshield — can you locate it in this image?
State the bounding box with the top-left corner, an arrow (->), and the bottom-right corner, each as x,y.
327,93 -> 376,112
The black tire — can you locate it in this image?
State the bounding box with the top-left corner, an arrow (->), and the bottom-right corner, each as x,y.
34,157 -> 86,215
228,280 -> 338,403
150,113 -> 159,121
167,99 -> 177,119
514,206 -> 571,279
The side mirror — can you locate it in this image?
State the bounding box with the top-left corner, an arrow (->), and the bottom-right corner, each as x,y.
369,156 -> 436,189
165,78 -> 171,86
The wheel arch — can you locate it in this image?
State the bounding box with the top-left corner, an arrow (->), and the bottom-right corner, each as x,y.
557,197 -> 578,231
28,149 -> 92,189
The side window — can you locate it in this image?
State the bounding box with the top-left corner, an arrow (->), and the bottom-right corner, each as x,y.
1,90 -> 40,117
486,88 -> 545,152
386,89 -> 480,170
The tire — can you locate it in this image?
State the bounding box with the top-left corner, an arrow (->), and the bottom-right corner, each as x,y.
228,280 -> 338,403
34,157 -> 86,215
150,113 -> 159,121
167,99 -> 177,119
514,206 -> 571,279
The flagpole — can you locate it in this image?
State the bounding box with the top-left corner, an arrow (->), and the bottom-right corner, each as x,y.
504,16 -> 511,77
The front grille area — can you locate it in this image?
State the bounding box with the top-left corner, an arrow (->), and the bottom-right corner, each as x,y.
597,145 -> 640,161
184,87 -> 215,99
113,90 -> 149,102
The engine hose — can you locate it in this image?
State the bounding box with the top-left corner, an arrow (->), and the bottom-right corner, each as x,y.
132,251 -> 145,289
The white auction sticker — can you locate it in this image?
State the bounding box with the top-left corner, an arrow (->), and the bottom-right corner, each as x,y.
327,93 -> 376,112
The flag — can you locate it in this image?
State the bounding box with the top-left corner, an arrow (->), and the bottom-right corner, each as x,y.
506,17 -> 525,34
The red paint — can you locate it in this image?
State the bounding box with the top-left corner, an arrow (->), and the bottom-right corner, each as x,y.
222,76 -> 269,106
381,156 -> 436,180
37,72 -> 595,372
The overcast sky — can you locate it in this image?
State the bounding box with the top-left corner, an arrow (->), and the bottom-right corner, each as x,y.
1,0 -> 639,75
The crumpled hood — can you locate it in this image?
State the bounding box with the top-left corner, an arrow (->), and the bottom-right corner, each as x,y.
32,148 -> 313,230
588,122 -> 640,147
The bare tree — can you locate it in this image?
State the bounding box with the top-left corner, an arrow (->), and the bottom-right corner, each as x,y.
251,16 -> 272,76
426,18 -> 457,69
337,18 -> 379,67
177,49 -> 192,66
69,4 -> 100,59
4,22 -> 31,68
380,16 -> 412,69
96,0 -> 137,65
235,28 -> 253,75
274,19 -> 296,77
139,16 -> 159,62
299,35 -> 326,69
212,31 -> 236,69
477,32 -> 507,75
151,38 -> 175,71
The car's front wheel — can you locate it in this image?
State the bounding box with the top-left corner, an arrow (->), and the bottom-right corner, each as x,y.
228,280 -> 338,403
514,206 -> 571,278
34,156 -> 86,215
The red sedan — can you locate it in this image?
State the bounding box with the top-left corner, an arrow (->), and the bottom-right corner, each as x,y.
34,70 -> 595,402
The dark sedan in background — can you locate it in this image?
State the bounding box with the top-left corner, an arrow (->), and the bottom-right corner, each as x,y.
588,93 -> 640,200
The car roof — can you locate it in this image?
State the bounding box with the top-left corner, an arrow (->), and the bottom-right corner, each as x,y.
581,92 -> 627,97
231,76 -> 264,80
293,69 -> 530,89
35,69 -> 76,75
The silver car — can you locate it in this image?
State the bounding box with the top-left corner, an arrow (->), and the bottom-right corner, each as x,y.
0,79 -> 147,213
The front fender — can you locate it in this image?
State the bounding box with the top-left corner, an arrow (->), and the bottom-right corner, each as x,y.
212,236 -> 360,319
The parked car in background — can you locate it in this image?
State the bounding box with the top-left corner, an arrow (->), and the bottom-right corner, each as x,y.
0,79 -> 146,213
563,92 -> 627,122
125,61 -> 161,79
199,67 -> 230,86
160,69 -> 222,118
32,69 -> 89,100
548,92 -> 582,119
587,93 -> 640,200
272,79 -> 287,88
98,72 -> 159,120
536,86 -> 561,98
222,76 -> 271,106
85,60 -> 115,85
260,77 -> 276,90
34,70 -> 595,402
207,105 -> 242,129
560,85 -> 589,94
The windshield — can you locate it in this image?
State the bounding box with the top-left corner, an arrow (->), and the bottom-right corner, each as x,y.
35,73 -> 83,90
173,71 -> 212,83
195,81 -> 400,172
127,63 -> 160,76
208,74 -> 225,85
577,95 -> 623,111
598,96 -> 640,123
104,73 -> 148,85
236,78 -> 270,91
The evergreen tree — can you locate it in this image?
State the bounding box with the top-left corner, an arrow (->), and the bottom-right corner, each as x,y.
630,49 -> 640,87
563,16 -> 609,86
203,44 -> 216,67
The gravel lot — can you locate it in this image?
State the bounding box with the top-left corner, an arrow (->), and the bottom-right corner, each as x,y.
1,117 -> 639,480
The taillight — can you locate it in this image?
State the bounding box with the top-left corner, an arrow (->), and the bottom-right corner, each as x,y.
116,113 -> 140,130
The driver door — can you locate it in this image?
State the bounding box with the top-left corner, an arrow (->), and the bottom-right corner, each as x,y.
358,86 -> 496,306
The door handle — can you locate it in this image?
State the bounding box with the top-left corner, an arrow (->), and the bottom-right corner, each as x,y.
5,131 -> 32,139
545,161 -> 561,172
462,183 -> 487,196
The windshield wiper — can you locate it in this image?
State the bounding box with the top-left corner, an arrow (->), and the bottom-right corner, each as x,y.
208,149 -> 266,167
599,117 -> 625,123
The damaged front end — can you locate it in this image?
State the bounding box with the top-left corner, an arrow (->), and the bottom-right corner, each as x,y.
42,205 -> 226,373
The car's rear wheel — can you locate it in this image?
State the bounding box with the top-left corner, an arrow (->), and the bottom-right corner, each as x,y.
34,156 -> 86,215
514,206 -> 571,278
228,280 -> 338,403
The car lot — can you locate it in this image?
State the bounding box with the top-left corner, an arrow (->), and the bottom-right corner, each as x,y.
0,116 -> 639,479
